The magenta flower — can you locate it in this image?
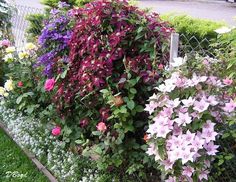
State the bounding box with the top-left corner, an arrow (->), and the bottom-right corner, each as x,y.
44,78 -> 56,91
52,126 -> 61,136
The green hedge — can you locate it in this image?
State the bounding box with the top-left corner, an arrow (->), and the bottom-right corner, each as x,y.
161,14 -> 224,40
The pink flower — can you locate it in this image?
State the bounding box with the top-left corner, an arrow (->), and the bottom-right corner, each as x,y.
181,150 -> 194,164
223,99 -> 236,112
174,112 -> 192,126
204,141 -> 219,155
156,125 -> 171,138
52,126 -> 61,136
80,118 -> 89,127
96,122 -> 107,132
199,170 -> 209,181
44,78 -> 56,91
182,97 -> 195,108
206,95 -> 218,106
165,176 -> 176,182
182,166 -> 194,177
223,77 -> 233,86
144,101 -> 158,114
203,120 -> 215,131
158,64 -> 164,70
166,98 -> 180,108
161,159 -> 174,171
201,128 -> 218,143
192,136 -> 204,151
0,39 -> 10,47
17,81 -> 23,87
193,99 -> 210,113
184,130 -> 195,143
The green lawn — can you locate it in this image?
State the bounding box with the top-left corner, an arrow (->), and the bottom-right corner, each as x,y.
0,128 -> 49,182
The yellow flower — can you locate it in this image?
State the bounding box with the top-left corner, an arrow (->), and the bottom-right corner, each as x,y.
5,46 -> 16,53
3,92 -> 9,97
18,52 -> 29,59
4,79 -> 14,91
3,53 -> 13,63
25,43 -> 36,50
0,87 -> 5,96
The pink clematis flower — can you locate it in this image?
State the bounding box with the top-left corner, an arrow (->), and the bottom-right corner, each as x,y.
206,95 -> 218,106
193,99 -> 210,113
223,99 -> 236,112
44,78 -> 56,91
203,120 -> 215,131
223,77 -> 233,86
199,170 -> 209,181
174,112 -> 192,126
192,136 -> 205,151
144,101 -> 158,115
161,159 -> 174,171
182,97 -> 195,108
165,176 -> 176,182
182,166 -> 194,177
201,128 -> 218,143
156,125 -> 171,138
204,141 -> 219,155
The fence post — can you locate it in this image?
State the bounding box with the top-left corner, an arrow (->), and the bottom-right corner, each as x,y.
169,32 -> 179,69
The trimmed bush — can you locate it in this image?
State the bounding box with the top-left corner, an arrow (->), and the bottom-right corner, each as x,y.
161,14 -> 224,41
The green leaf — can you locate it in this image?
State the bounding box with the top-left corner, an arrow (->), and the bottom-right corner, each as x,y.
130,88 -> 137,94
92,131 -> 101,136
16,96 -> 23,104
135,105 -> 144,112
75,139 -> 84,144
60,69 -> 68,79
95,146 -> 103,154
218,159 -> 224,166
120,106 -> 127,113
127,100 -> 135,110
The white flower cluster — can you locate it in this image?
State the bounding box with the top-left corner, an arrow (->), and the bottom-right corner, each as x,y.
0,101 -> 100,181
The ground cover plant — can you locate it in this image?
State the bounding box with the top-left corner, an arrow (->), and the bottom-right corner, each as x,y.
0,128 -> 49,182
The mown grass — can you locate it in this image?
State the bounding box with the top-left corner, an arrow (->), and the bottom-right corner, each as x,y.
0,128 -> 49,182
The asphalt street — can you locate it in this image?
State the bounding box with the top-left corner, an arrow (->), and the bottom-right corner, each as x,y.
11,0 -> 236,25
138,0 -> 236,26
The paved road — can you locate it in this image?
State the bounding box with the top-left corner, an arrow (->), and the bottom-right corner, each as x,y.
137,0 -> 236,26
10,0 -> 43,8
11,0 -> 236,25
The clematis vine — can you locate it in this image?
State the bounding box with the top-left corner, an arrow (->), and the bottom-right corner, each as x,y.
145,56 -> 236,181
